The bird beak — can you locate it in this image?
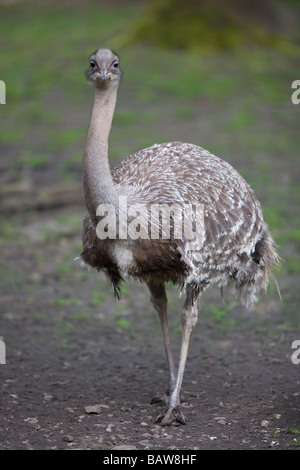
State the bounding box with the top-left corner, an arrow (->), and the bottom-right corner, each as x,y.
97,68 -> 110,80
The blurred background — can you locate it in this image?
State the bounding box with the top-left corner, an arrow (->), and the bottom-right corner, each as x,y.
0,0 -> 300,450
1,0 -> 299,293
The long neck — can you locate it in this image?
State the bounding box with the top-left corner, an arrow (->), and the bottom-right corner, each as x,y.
83,84 -> 119,222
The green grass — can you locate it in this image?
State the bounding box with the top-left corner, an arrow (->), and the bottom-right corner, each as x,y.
0,1 -> 299,284
115,318 -> 132,329
22,154 -> 51,169
289,427 -> 300,447
70,310 -> 88,321
205,302 -> 237,326
55,297 -> 78,307
90,290 -> 110,307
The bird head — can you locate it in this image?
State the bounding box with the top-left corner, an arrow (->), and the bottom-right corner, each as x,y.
86,48 -> 122,87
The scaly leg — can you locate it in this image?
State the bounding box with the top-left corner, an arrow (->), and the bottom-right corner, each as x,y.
147,280 -> 176,399
157,290 -> 199,426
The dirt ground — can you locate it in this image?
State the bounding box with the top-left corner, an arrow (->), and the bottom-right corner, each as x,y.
0,1 -> 299,450
0,202 -> 299,451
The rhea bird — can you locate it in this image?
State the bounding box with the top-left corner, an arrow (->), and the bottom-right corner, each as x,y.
80,48 -> 280,426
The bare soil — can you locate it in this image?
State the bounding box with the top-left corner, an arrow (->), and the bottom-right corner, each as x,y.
0,202 -> 299,451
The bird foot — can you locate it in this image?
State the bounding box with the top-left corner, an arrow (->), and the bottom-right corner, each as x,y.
150,389 -> 184,407
155,405 -> 187,426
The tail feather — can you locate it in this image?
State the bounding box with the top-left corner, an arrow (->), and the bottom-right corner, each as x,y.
236,228 -> 281,307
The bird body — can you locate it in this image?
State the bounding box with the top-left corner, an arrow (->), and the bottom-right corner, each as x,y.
82,140 -> 277,306
81,48 -> 280,425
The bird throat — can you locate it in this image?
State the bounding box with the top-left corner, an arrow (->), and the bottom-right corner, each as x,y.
83,85 -> 120,223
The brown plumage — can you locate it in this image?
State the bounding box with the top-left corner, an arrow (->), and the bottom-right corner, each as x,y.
80,48 -> 280,426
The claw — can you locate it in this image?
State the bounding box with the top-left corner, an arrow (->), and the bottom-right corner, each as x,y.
155,405 -> 187,426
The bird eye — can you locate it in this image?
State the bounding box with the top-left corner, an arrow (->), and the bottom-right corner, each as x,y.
90,60 -> 97,68
112,61 -> 119,69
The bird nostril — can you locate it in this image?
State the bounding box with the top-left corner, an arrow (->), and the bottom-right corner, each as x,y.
99,68 -> 108,79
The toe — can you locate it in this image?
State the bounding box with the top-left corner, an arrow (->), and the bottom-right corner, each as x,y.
157,405 -> 187,426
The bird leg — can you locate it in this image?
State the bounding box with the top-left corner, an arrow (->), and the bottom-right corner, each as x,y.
156,291 -> 199,426
147,280 -> 177,403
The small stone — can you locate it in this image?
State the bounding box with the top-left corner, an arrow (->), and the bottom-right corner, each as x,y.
106,423 -> 114,432
214,416 -> 226,425
44,393 -> 53,402
85,405 -> 102,414
24,417 -> 39,424
139,440 -> 150,447
114,445 -> 137,450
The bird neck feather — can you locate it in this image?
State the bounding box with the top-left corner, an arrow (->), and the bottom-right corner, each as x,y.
83,85 -> 119,222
